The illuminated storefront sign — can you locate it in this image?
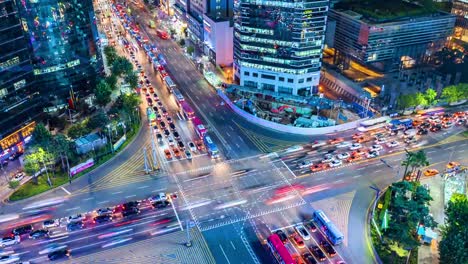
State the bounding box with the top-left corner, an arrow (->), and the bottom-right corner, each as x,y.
0,122 -> 36,152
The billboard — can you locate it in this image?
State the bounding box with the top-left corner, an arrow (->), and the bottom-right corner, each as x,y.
70,158 -> 94,176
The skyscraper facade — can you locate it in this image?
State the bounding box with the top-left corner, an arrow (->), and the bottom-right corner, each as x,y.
233,0 -> 328,98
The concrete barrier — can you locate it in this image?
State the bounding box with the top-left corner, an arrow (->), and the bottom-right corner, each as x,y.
217,90 -> 364,135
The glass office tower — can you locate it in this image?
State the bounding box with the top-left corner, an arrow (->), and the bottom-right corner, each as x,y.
233,0 -> 328,98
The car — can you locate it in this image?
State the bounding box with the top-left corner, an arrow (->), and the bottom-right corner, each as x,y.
311,163 -> 329,172
446,161 -> 460,170
12,225 -> 33,235
161,107 -> 168,116
298,160 -> 313,169
420,122 -> 431,129
164,129 -> 171,137
166,116 -> 173,123
152,200 -> 170,209
149,192 -> 168,203
157,101 -> 163,107
196,140 -> 205,151
93,214 -> 113,224
417,129 -> 428,135
355,136 -> 371,143
29,229 -> 49,239
430,124 -> 442,132
159,121 -> 166,129
328,138 -> 344,145
423,169 -> 439,177
347,155 -> 363,163
275,230 -> 288,244
349,143 -> 362,150
169,123 -> 176,130
386,141 -> 399,148
43,219 -> 59,229
168,136 -> 175,146
329,159 -> 342,168
173,148 -> 182,158
291,233 -> 305,248
375,138 -> 387,144
336,141 -> 352,148
47,248 -> 71,260
153,93 -> 159,100
177,141 -> 185,150
336,152 -> 350,160
96,208 -> 113,216
156,133 -> 163,144
185,150 -> 192,160
173,131 -> 180,140
320,240 -> 336,257
12,172 -> 24,182
66,221 -> 84,231
0,235 -> 20,247
366,151 -> 380,159
305,222 -> 317,232
370,144 -> 383,151
156,114 -> 162,121
295,224 -> 311,240
153,125 -> 159,133
0,254 -> 20,263
122,207 -> 140,217
310,245 -> 326,261
352,133 -> 364,139
404,136 -> 418,145
152,106 -> 159,113
352,149 -> 366,156
67,214 -> 84,223
146,98 -> 153,106
456,119 -> 466,126
302,253 -> 317,264
311,140 -> 326,148
188,142 -> 196,152
442,122 -> 453,129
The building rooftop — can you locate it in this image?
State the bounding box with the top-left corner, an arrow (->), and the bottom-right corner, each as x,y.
333,0 -> 442,23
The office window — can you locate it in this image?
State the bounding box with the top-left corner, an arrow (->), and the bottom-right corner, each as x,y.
244,81 -> 257,88
244,71 -> 250,76
298,78 -> 304,83
261,74 -> 275,80
306,77 -> 312,82
262,83 -> 275,91
253,73 -> 258,77
279,77 -> 285,82
287,78 -> 293,83
278,86 -> 292,94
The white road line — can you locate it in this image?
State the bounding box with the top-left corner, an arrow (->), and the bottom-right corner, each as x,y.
83,197 -> 94,201
334,179 -> 344,184
137,185 -> 150,189
337,172 -> 345,176
279,159 -> 296,177
353,175 -> 361,178
375,169 -> 383,173
65,206 -> 80,212
112,191 -> 123,195
458,149 -> 465,153
125,194 -> 137,198
219,244 -> 232,264
230,240 -> 237,250
60,187 -> 71,195
235,143 -> 241,148
357,167 -> 366,171
98,200 -> 109,204
226,132 -> 231,137
229,125 -> 235,131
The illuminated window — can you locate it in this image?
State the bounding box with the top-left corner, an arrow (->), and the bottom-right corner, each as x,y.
0,88 -> 7,99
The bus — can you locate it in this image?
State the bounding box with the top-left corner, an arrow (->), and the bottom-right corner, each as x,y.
156,30 -> 170,40
357,116 -> 391,132
266,234 -> 295,264
146,107 -> 156,125
163,76 -> 176,93
180,101 -> 195,120
390,118 -> 413,130
173,88 -> 185,103
416,107 -> 444,117
158,53 -> 167,66
192,117 -> 207,138
313,210 -> 344,245
203,135 -> 219,159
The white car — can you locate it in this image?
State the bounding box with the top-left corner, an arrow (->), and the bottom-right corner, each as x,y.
375,138 -> 387,144
336,152 -> 350,160
366,151 -> 380,158
0,254 -> 20,264
42,219 -> 60,229
149,193 -> 167,203
336,141 -> 352,148
295,224 -> 311,241
188,142 -> 197,152
322,154 -> 334,163
311,140 -> 326,148
12,172 -> 24,182
96,208 -> 113,216
370,144 -> 383,152
386,141 -> 399,148
67,214 -> 84,223
349,143 -> 362,150
0,236 -> 20,247
329,159 -> 342,167
298,160 -> 313,169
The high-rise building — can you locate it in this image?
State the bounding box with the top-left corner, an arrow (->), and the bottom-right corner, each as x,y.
452,0 -> 468,43
233,0 -> 328,98
0,0 -> 37,138
328,2 -> 456,71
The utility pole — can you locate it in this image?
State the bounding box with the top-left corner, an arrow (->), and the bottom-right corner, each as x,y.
185,220 -> 192,247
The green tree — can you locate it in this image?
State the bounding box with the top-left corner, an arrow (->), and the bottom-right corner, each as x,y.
111,56 -> 134,77
32,123 -> 52,148
415,92 -> 428,107
439,194 -> 468,263
424,88 -> 438,106
105,74 -> 118,91
125,72 -> 139,89
401,150 -> 429,180
187,46 -> 195,56
67,123 -> 90,139
397,94 -> 417,110
441,84 -> 468,103
23,148 -> 55,185
103,46 -> 118,65
87,110 -> 109,130
51,134 -> 72,173
94,79 -> 112,107
121,93 -> 141,124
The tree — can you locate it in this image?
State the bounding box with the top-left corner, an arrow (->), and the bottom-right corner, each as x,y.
401,150 -> 429,180
424,88 -> 438,106
67,123 -> 90,139
111,56 -> 134,77
415,92 -> 428,107
121,93 -> 141,124
87,110 -> 109,130
439,194 -> 468,263
94,79 -> 112,107
104,46 -> 118,65
187,46 -> 195,56
402,152 -> 417,179
105,74 -> 118,91
125,72 -> 139,89
23,148 -> 55,185
397,94 -> 417,110
32,123 -> 52,148
52,134 -> 72,173
441,84 -> 468,103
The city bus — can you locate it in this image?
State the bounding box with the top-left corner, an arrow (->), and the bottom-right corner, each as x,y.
203,135 -> 219,159
173,88 -> 185,104
416,107 -> 444,117
357,116 -> 391,132
192,117 -> 207,138
146,107 -> 156,126
313,210 -> 344,245
266,234 -> 295,264
390,118 -> 413,130
163,76 -> 176,93
157,53 -> 167,66
180,101 -> 195,120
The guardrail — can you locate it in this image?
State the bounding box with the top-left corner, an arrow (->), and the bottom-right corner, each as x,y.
217,89 -> 364,135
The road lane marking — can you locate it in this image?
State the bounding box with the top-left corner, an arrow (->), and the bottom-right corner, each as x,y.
112,191 -> 123,195
458,149 -> 465,153
357,167 -> 366,170
83,197 -> 94,201
65,206 -> 80,211
229,125 -> 234,131
219,244 -> 232,264
375,169 -> 383,173
230,241 -> 237,250
60,187 -> 71,195
353,175 -> 361,178
235,143 -> 241,148
98,200 -> 109,204
125,194 -> 137,198
137,185 -> 150,189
